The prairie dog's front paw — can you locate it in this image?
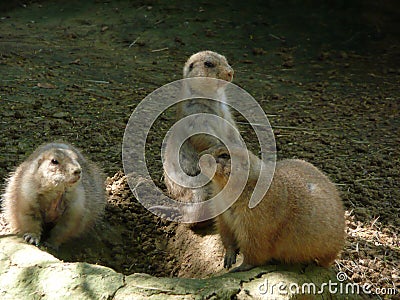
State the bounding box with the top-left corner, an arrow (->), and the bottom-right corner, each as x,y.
42,241 -> 59,251
23,233 -> 40,246
224,248 -> 237,269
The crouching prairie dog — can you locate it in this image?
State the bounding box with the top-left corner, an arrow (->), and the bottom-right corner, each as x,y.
163,50 -> 240,224
1,142 -> 106,249
199,146 -> 345,272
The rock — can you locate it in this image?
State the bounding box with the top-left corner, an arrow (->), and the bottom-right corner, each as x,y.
0,236 -> 124,299
0,235 -> 362,299
114,273 -> 240,299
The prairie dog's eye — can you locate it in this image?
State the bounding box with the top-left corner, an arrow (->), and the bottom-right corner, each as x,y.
51,159 -> 59,165
217,153 -> 230,160
189,62 -> 194,71
204,61 -> 215,68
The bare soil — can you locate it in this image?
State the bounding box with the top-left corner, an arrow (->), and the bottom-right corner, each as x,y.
0,1 -> 399,298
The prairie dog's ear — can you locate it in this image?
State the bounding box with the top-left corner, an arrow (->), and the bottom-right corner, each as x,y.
37,155 -> 45,168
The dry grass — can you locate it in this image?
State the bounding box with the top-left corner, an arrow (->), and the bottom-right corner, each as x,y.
335,211 -> 400,299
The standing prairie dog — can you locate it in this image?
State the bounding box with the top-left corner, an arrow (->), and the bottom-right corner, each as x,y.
178,50 -> 236,152
1,142 -> 106,249
163,51 -> 240,223
199,146 -> 345,271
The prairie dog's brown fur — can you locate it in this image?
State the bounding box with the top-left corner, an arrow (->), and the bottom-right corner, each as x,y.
1,142 -> 106,249
163,51 -> 239,223
200,147 -> 345,271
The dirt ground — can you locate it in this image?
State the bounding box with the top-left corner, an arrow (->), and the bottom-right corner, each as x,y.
0,0 -> 399,298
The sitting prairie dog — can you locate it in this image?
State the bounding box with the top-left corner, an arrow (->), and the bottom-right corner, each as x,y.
1,142 -> 106,249
163,51 -> 240,224
199,146 -> 345,272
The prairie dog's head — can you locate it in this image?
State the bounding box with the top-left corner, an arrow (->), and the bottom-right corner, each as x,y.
199,146 -> 260,192
199,147 -> 231,189
183,50 -> 234,82
36,148 -> 82,190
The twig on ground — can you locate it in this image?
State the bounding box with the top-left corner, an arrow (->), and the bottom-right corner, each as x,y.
151,47 -> 169,52
129,37 -> 140,48
269,33 -> 285,42
84,80 -> 110,84
2,98 -> 21,103
370,216 -> 380,228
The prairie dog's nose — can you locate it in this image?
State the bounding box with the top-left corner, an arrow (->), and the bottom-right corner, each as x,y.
225,67 -> 234,81
72,166 -> 82,176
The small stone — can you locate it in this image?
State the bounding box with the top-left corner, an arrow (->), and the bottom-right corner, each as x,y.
37,82 -> 56,89
52,112 -> 70,119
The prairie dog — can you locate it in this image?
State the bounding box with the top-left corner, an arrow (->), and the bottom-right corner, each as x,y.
178,50 -> 236,152
199,146 -> 345,271
163,51 -> 240,223
1,142 -> 106,249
